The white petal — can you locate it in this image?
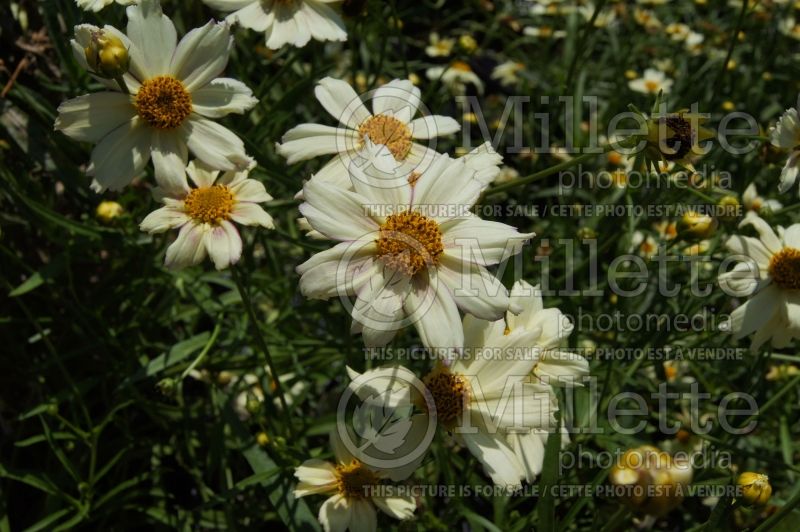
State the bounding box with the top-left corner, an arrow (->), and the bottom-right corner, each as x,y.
165,223 -> 206,269
318,494 -> 351,532
88,117 -> 151,192
299,180 -> 379,240
349,500 -> 377,532
352,266 -> 410,348
409,115 -> 461,139
729,284 -> 781,339
315,77 -> 371,130
223,2 -> 272,32
301,0 -> 347,43
55,92 -> 136,143
151,130 -> 190,195
778,158 -> 800,194
185,117 -> 252,171
186,159 -> 220,188
405,274 -> 464,349
442,215 -> 534,266
126,0 -> 177,78
204,220 -> 243,270
460,431 -> 524,488
438,257 -> 510,321
293,459 -> 338,497
739,211 -> 782,254
371,79 -> 421,119
535,351 -> 590,386
297,243 -> 378,299
171,21 -> 233,92
231,202 -> 274,228
140,205 -> 190,233
372,494 -> 416,520
192,78 -> 258,118
507,432 -> 545,483
277,123 -> 353,164
229,178 -> 273,203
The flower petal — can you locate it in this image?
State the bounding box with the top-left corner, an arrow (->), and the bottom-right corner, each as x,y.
405,274 -> 464,349
299,180 -> 379,240
191,78 -> 258,118
151,129 -> 190,195
171,21 -> 233,92
371,79 -> 421,120
318,494 -> 351,532
55,92 -> 136,143
277,123 -> 354,164
88,117 -> 151,192
231,202 -> 274,228
165,222 -> 206,269
126,0 -> 177,78
185,116 -> 252,171
315,77 -> 371,129
140,205 -> 190,233
409,115 -> 461,139
204,220 -> 242,270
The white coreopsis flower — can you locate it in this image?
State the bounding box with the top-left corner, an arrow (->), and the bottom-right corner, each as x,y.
139,160 -> 273,270
769,107 -> 800,195
425,32 -> 455,57
202,0 -> 347,49
277,77 -> 460,188
685,31 -> 705,55
743,183 -> 783,213
347,353 -> 557,488
491,61 -> 525,86
296,153 -> 534,348
523,25 -> 567,39
463,279 -> 588,482
719,212 -> 800,350
76,0 -> 137,11
294,431 -> 416,532
426,61 -> 485,95
779,16 -> 800,40
55,0 -> 257,194
627,68 -> 673,95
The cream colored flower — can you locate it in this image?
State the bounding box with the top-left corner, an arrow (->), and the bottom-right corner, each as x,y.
277,77 -> 460,190
628,68 -> 673,95
743,183 -> 783,213
426,62 -> 485,95
139,160 -> 273,270
523,25 -> 567,39
55,0 -> 257,194
770,107 -> 800,195
203,0 -> 347,49
296,152 -> 533,348
76,0 -> 137,11
294,431 -> 416,532
491,61 -> 525,86
719,212 -> 800,350
425,32 -> 455,57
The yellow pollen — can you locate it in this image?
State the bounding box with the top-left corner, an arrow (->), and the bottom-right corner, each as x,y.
644,80 -> 660,93
358,114 -> 412,160
503,326 -> 512,336
334,460 -> 378,499
422,366 -> 470,428
184,185 -> 234,225
450,61 -> 472,72
408,171 -> 421,187
768,247 -> 800,290
135,75 -> 192,130
376,211 -> 443,276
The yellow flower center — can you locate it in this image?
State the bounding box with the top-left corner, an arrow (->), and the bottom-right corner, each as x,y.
358,114 -> 413,160
376,211 -> 443,276
768,247 -> 800,290
644,80 -> 660,93
451,60 -> 473,72
422,366 -> 470,428
184,185 -> 234,225
334,460 -> 378,500
135,75 -> 192,130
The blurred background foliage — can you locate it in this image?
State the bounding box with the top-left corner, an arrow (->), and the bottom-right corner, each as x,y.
1,0 -> 800,529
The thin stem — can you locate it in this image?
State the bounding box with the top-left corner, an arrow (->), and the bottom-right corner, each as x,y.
181,322 -> 222,381
481,146 -> 613,199
114,75 -> 129,95
775,202 -> 800,216
230,265 -> 296,439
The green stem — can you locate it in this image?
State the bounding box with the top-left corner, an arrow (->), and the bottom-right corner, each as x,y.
775,202 -> 800,216
753,483 -> 800,532
114,75 -> 129,95
180,322 -> 222,381
482,146 -> 613,199
230,266 -> 296,440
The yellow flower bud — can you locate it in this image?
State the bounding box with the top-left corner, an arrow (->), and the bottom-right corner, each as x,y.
677,211 -> 717,240
95,200 -> 124,223
85,31 -> 130,79
256,432 -> 270,447
459,34 -> 478,53
717,195 -> 741,223
738,472 -> 772,506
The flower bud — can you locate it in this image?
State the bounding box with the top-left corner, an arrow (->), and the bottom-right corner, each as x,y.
95,200 -> 123,223
738,472 -> 772,506
717,195 -> 741,223
256,432 -> 270,447
156,378 -> 177,397
245,397 -> 262,416
677,211 -> 717,240
85,31 -> 129,79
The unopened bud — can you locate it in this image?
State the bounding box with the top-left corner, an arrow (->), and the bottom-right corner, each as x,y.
677,211 -> 717,240
256,431 -> 270,447
156,378 -> 177,397
738,472 -> 772,506
95,200 -> 123,223
717,196 -> 741,223
85,31 -> 129,79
